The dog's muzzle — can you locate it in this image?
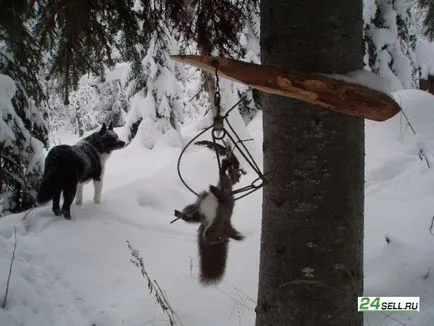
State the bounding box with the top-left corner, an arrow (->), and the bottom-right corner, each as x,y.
116,140 -> 126,149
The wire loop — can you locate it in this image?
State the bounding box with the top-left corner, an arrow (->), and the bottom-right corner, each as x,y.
176,67 -> 268,201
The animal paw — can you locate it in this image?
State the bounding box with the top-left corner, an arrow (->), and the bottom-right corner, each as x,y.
75,199 -> 82,206
174,209 -> 200,223
62,209 -> 71,220
93,198 -> 101,204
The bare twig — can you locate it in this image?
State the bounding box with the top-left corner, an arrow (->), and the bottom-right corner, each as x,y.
222,279 -> 256,304
189,257 -> 193,276
419,149 -> 431,168
214,287 -> 254,311
395,97 -> 430,170
2,226 -> 17,309
127,241 -> 183,326
187,89 -> 202,102
381,313 -> 408,326
21,207 -> 35,222
400,109 -> 417,135
423,267 -> 431,280
429,216 -> 434,235
395,94 -> 416,135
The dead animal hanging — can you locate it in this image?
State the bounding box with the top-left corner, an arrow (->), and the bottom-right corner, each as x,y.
171,65 -> 267,285
173,66 -> 267,202
170,54 -> 402,122
173,160 -> 244,285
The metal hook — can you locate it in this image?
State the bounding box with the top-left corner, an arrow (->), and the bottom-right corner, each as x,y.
176,66 -> 267,201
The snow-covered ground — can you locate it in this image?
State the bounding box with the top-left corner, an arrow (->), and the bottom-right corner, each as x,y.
2,89 -> 434,325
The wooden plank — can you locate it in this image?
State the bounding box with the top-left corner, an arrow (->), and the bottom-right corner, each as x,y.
170,55 -> 401,122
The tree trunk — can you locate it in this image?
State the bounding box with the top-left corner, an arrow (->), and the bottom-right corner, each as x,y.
75,105 -> 84,137
198,42 -> 218,118
256,0 -> 364,325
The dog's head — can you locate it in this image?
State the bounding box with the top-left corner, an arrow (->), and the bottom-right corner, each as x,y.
98,122 -> 126,153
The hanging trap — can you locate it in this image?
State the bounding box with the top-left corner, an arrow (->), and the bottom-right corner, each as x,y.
171,65 -> 268,224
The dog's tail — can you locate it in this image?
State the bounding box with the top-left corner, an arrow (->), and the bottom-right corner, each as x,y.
36,167 -> 59,204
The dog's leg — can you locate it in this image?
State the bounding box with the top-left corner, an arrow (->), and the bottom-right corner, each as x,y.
93,162 -> 105,204
75,183 -> 83,206
62,182 -> 77,220
93,178 -> 103,204
52,188 -> 62,216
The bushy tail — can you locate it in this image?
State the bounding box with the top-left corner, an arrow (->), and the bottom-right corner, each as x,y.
197,225 -> 228,286
36,170 -> 58,204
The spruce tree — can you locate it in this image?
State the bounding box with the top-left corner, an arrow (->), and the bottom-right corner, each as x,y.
220,0 -> 261,124
123,32 -> 187,148
416,0 -> 434,40
183,0 -> 261,123
1,0 -> 262,214
34,0 -> 192,104
0,0 -> 49,214
364,0 -> 419,89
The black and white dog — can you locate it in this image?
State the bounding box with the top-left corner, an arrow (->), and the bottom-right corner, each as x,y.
37,123 -> 125,219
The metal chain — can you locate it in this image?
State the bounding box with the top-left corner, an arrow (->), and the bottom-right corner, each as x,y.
214,66 -> 221,117
174,62 -> 268,204
212,64 -> 225,138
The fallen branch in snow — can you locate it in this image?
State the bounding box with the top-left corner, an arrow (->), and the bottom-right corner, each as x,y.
395,99 -> 431,169
429,216 -> 434,235
384,235 -> 391,244
126,241 -> 183,326
400,109 -> 417,135
21,207 -> 34,222
2,226 -> 17,309
423,267 -> 431,280
215,286 -> 254,311
216,286 -> 253,321
222,279 -> 257,306
382,313 -> 409,326
419,149 -> 431,168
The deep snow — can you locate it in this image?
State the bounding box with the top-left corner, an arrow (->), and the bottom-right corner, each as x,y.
2,89 -> 434,325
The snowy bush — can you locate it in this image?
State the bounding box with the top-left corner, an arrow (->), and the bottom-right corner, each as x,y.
364,0 -> 420,90
191,2 -> 261,127
123,33 -> 187,148
0,70 -> 47,214
47,74 -> 129,140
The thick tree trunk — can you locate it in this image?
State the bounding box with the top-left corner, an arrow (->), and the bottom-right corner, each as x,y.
256,1 -> 364,326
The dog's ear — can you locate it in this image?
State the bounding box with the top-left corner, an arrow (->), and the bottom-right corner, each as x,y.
108,122 -> 113,131
100,123 -> 107,133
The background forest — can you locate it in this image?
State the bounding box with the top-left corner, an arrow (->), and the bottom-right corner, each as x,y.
2,1 -> 434,326
1,0 -> 434,214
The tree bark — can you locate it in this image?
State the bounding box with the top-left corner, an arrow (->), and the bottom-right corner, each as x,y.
256,0 -> 364,325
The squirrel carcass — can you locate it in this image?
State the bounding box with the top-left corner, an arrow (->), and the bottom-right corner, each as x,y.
174,164 -> 244,285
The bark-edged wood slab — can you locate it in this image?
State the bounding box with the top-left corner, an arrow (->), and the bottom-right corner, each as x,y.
170,54 -> 401,122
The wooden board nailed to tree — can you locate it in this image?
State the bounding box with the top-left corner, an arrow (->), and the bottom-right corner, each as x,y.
170,55 -> 401,122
